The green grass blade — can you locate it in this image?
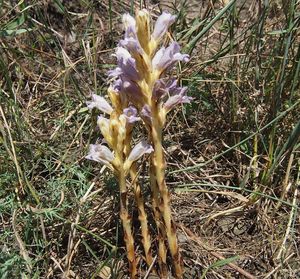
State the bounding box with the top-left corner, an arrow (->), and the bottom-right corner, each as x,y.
184,0 -> 236,54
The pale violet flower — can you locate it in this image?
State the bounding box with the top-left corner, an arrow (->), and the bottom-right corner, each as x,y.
152,12 -> 176,41
119,37 -> 143,55
124,140 -> 154,170
152,78 -> 177,100
122,14 -> 137,39
123,106 -> 140,123
152,42 -> 189,72
164,87 -> 192,112
128,140 -> 154,162
108,67 -> 122,78
115,47 -> 140,81
121,78 -> 144,105
86,144 -> 115,168
141,105 -> 152,124
87,94 -> 113,114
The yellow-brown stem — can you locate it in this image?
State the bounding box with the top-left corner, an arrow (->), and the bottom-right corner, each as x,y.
149,164 -> 168,278
117,159 -> 137,278
124,130 -> 153,268
138,46 -> 176,277
151,109 -> 183,278
130,164 -> 153,267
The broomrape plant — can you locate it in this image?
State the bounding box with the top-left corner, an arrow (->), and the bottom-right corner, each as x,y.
86,10 -> 191,278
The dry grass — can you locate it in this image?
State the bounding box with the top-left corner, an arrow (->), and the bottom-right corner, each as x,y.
0,0 -> 299,278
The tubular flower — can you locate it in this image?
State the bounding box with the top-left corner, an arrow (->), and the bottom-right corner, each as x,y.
86,94 -> 113,114
85,144 -> 114,169
152,12 -> 177,42
152,42 -> 190,75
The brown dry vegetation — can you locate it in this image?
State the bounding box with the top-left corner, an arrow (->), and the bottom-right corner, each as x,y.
0,0 -> 299,278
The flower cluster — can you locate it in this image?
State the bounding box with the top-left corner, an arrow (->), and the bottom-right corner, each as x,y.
109,11 -> 191,126
86,93 -> 153,172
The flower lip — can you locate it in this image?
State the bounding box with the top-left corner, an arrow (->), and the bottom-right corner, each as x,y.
123,106 -> 140,123
108,67 -> 122,79
163,86 -> 192,112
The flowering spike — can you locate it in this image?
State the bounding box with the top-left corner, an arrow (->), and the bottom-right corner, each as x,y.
87,10 -> 191,278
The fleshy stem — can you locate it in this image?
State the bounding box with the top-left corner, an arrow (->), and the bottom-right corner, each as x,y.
149,163 -> 168,277
115,146 -> 137,278
150,106 -> 183,278
130,164 -> 154,266
124,131 -> 153,267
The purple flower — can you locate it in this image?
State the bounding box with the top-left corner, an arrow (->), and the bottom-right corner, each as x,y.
163,87 -> 192,112
128,140 -> 153,162
152,12 -> 176,41
140,105 -> 152,124
123,140 -> 154,171
112,79 -> 122,92
86,94 -> 113,114
123,106 -> 140,123
122,14 -> 137,39
108,67 -> 122,78
152,41 -> 189,73
152,78 -> 177,101
152,79 -> 168,100
121,78 -> 144,105
119,37 -> 143,55
111,78 -> 143,107
115,47 -> 140,81
86,144 -> 114,168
